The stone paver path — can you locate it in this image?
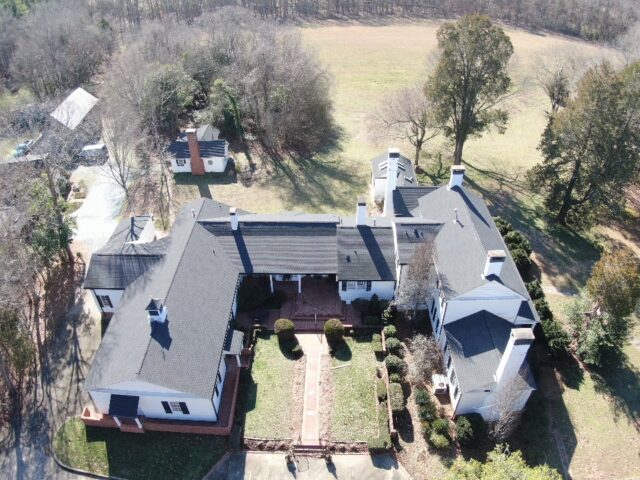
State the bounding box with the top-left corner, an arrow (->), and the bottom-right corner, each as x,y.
296,333 -> 329,445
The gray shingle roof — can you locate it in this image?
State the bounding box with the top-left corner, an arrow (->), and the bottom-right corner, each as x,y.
393,187 -> 438,216
445,311 -> 528,392
337,226 -> 396,281
394,222 -> 443,265
203,219 -> 338,274
407,185 -> 528,299
85,199 -> 241,399
371,152 -> 417,187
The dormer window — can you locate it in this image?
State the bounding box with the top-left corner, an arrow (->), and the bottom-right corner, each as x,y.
145,298 -> 167,323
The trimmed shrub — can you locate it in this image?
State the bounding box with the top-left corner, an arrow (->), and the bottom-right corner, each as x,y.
429,432 -> 450,449
291,343 -> 303,358
417,393 -> 438,423
414,387 -> 430,407
371,333 -> 384,355
376,379 -> 387,402
389,382 -> 405,413
526,280 -> 544,301
493,216 -> 513,236
455,416 -> 474,446
324,318 -> 344,345
542,319 -> 570,357
388,373 -> 402,383
420,420 -> 432,437
274,318 -> 295,341
534,298 -> 554,321
385,337 -> 402,355
385,355 -> 406,375
382,305 -> 395,325
383,325 -> 397,338
431,418 -> 449,436
511,248 -> 531,275
504,230 -> 532,256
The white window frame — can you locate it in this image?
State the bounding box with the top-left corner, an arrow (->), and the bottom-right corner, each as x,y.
356,280 -> 366,289
99,295 -> 112,308
346,281 -> 357,290
176,159 -> 186,167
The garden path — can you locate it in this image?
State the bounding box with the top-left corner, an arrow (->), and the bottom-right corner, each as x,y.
296,333 -> 329,445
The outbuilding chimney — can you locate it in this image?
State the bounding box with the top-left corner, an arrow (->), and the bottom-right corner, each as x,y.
448,165 -> 466,189
356,196 -> 367,226
495,328 -> 535,384
483,249 -> 506,278
383,147 -> 400,217
186,128 -> 205,176
229,207 -> 238,231
146,298 -> 167,324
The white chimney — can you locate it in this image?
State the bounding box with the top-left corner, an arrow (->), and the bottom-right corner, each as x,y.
230,207 -> 238,231
448,165 -> 466,189
356,196 -> 367,226
483,249 -> 506,278
383,147 -> 400,217
495,328 -> 535,384
146,298 -> 167,324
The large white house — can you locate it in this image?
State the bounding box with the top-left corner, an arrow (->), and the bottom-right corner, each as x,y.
83,148 -> 538,432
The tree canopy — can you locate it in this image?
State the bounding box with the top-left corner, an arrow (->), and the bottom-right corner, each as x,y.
427,14 -> 513,165
529,62 -> 640,226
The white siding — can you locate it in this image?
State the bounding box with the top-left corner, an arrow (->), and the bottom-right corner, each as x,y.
373,178 -> 386,201
171,158 -> 192,173
92,289 -> 124,313
138,220 -> 156,243
89,379 -> 219,422
338,280 -> 395,303
203,155 -> 228,173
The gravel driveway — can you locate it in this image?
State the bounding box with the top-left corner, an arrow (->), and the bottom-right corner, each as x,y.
71,165 -> 125,256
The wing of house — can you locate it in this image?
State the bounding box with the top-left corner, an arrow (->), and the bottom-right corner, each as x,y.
83,148 -> 540,433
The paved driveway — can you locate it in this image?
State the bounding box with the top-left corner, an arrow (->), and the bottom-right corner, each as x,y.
71,165 -> 125,255
210,452 -> 412,480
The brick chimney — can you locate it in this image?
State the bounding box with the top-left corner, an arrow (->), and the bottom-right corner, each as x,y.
186,128 -> 205,176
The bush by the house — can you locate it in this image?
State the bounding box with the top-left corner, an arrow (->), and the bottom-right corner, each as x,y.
376,378 -> 387,402
389,382 -> 405,413
364,315 -> 381,326
510,248 -> 532,275
526,280 -> 544,301
534,298 -> 553,321
237,284 -> 285,311
351,298 -> 369,313
503,230 -> 532,256
383,325 -> 397,338
455,416 -> 474,446
416,389 -> 438,422
388,373 -> 402,383
429,432 -> 450,449
371,333 -> 384,356
542,319 -> 570,357
385,355 -> 406,376
431,418 -> 449,436
369,294 -> 381,316
385,337 -> 402,356
324,318 -> 344,346
415,387 -> 430,407
493,216 -> 512,236
382,305 -> 395,325
274,318 -> 295,342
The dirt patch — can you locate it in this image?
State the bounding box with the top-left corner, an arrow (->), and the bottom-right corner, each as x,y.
319,353 -> 333,442
243,438 -> 292,451
290,355 -> 307,440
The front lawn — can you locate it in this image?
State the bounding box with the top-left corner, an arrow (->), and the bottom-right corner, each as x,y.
240,332 -> 297,439
330,334 -> 381,442
53,418 -> 227,480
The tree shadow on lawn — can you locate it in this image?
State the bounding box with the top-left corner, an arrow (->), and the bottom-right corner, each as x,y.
331,338 -> 353,362
464,174 -> 600,292
591,353 -> 640,431
172,163 -> 238,201
235,369 -> 258,435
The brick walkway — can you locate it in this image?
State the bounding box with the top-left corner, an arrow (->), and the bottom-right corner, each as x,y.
296,333 -> 329,445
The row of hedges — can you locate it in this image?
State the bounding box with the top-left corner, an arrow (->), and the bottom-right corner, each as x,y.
352,296 -> 397,326
526,281 -> 570,358
369,363 -> 392,453
494,216 -> 532,276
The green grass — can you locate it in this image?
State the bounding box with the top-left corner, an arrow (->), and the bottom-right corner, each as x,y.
240,333 -> 297,438
330,335 -> 381,442
53,418 -> 227,480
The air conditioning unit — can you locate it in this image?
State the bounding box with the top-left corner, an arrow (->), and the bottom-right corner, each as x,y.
432,374 -> 448,395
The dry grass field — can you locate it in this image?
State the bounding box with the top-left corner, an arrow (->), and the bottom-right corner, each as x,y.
171,21 -> 639,479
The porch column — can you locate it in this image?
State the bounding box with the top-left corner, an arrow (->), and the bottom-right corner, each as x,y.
113,416 -> 122,428
269,274 -> 274,294
134,417 -> 143,429
298,275 -> 302,294
236,353 -> 241,367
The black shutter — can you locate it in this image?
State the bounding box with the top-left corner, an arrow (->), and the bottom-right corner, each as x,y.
366,281 -> 372,292
161,401 -> 171,414
179,402 -> 190,415
96,294 -> 104,309
341,282 -> 346,292
104,296 -> 113,308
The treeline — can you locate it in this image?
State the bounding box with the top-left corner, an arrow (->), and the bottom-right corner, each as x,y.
88,0 -> 638,41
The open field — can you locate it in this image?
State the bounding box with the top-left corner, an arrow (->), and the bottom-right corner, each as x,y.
330,335 -> 381,442
53,418 -> 227,479
239,333 -> 297,439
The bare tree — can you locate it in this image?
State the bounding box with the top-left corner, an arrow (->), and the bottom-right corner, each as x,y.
406,334 -> 443,383
539,64 -> 570,116
369,83 -> 440,167
394,242 -> 435,318
488,374 -> 528,441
